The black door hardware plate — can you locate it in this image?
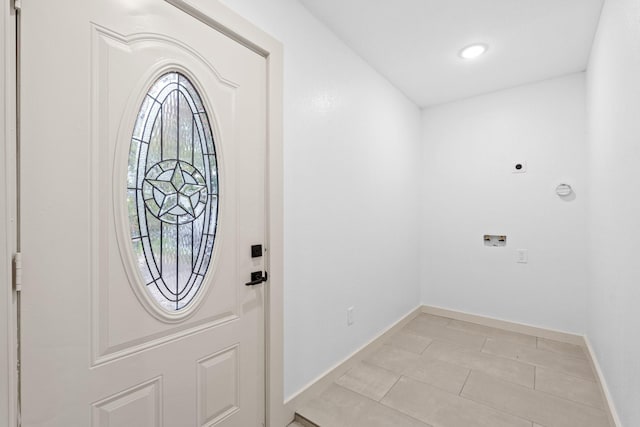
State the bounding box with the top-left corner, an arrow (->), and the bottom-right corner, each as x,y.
251,244 -> 263,258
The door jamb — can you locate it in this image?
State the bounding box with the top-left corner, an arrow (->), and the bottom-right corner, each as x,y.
1,0 -> 18,426
163,1 -> 286,426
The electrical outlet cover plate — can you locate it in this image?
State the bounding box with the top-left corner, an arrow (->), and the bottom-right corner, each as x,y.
347,306 -> 354,326
516,249 -> 528,263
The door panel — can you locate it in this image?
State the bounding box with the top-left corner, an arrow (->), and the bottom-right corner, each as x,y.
91,25 -> 241,364
21,1 -> 266,426
91,377 -> 162,427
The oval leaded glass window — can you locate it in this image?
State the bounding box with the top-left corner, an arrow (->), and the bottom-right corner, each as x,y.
127,72 -> 218,312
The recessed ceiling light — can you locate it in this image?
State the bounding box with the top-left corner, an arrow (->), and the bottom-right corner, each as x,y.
459,44 -> 488,60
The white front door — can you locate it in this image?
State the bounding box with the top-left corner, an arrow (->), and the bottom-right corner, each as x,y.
20,1 -> 267,425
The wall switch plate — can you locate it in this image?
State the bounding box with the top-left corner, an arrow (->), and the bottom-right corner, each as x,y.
516,249 -> 528,263
347,306 -> 354,326
512,161 -> 527,173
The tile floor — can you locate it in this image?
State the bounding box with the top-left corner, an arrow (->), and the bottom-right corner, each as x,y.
293,313 -> 610,427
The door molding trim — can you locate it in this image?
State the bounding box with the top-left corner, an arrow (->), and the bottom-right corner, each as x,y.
1,0 -> 18,425
163,1 -> 285,425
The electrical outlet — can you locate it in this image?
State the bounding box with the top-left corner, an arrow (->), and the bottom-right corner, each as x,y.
347,306 -> 355,326
516,249 -> 528,263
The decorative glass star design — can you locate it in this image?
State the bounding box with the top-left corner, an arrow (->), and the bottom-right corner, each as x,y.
142,160 -> 209,224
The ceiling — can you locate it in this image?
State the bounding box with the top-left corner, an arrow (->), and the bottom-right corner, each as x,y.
298,0 -> 604,107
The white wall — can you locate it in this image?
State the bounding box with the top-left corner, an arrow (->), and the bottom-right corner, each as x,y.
421,74 -> 589,334
218,0 -> 423,400
587,0 -> 640,424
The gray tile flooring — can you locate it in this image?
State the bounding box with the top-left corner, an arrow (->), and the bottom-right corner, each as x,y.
294,313 -> 610,427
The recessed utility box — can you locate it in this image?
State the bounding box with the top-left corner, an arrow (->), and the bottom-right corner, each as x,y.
484,235 -> 507,247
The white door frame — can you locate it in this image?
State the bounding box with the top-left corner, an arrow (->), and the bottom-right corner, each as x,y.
1,0 -> 18,426
3,0 -> 285,426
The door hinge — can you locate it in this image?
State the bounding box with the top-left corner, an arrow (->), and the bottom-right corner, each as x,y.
13,0 -> 21,11
13,252 -> 22,292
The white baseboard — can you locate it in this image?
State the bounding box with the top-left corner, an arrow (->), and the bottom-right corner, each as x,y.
422,305 -> 585,346
284,305 -> 422,416
583,336 -> 623,427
